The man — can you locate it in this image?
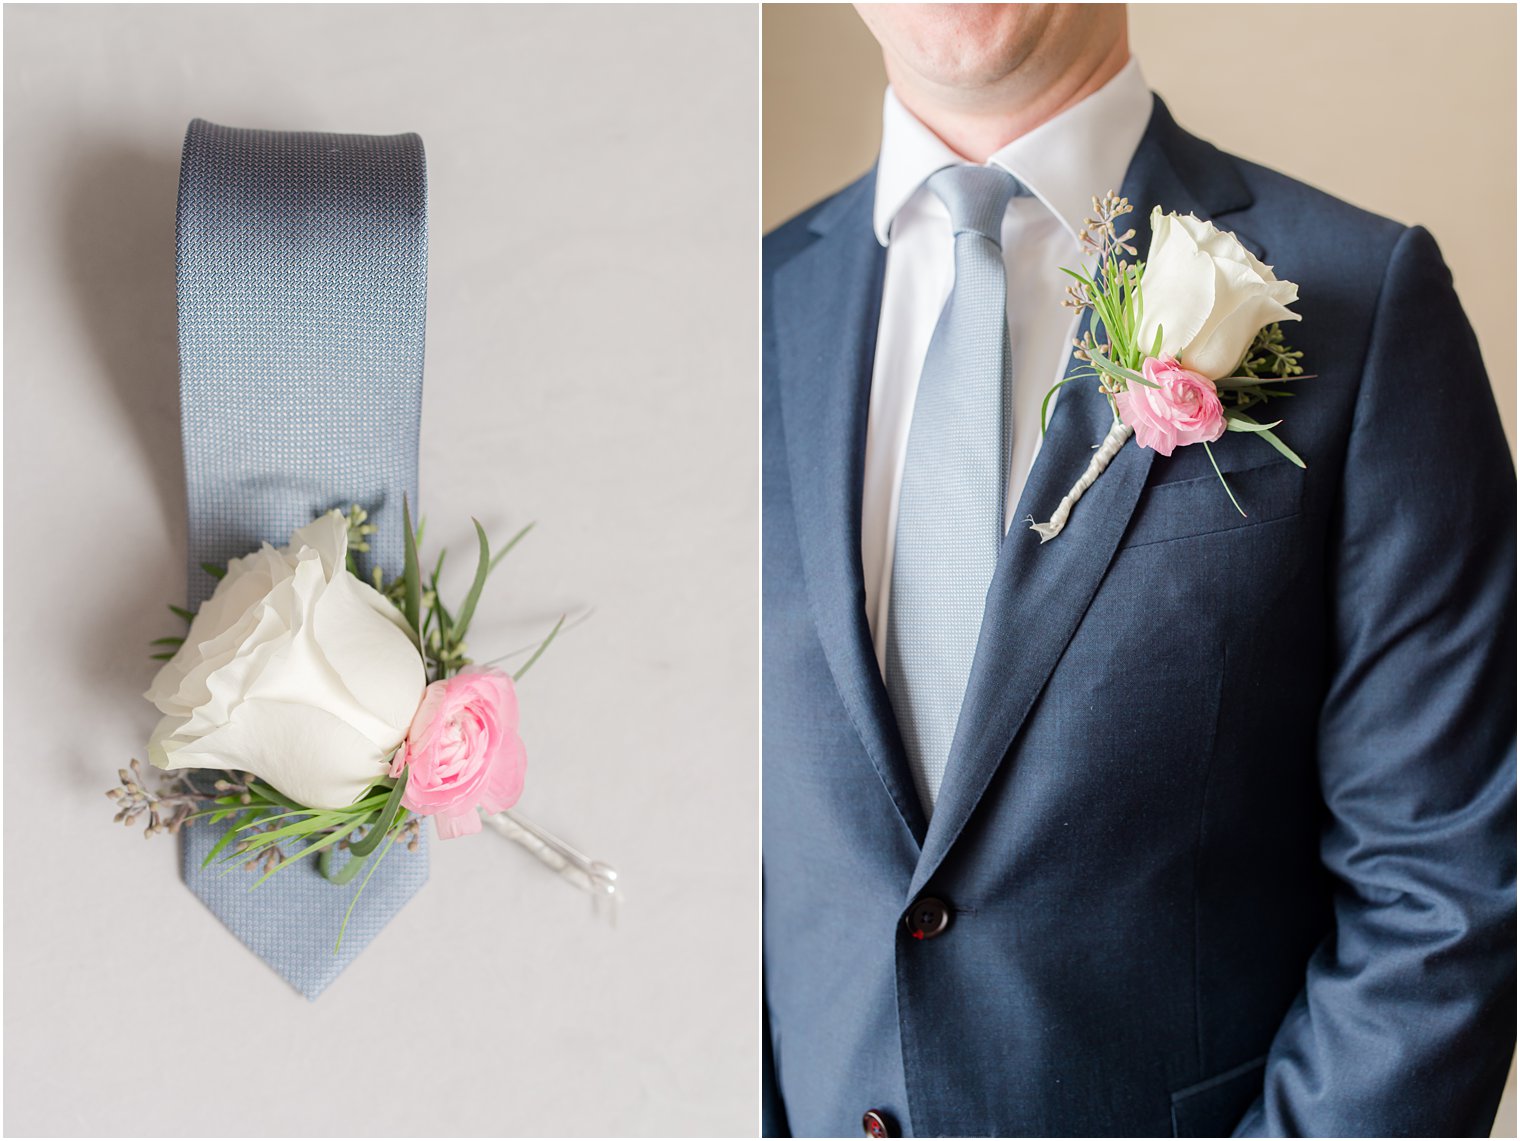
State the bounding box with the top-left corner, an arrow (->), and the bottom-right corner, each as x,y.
761,5 -> 1516,1136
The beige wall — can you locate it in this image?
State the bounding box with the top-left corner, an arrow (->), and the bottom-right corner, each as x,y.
762,3 -> 1517,448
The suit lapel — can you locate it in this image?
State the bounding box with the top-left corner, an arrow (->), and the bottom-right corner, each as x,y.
910,96 -> 1256,896
774,172 -> 930,846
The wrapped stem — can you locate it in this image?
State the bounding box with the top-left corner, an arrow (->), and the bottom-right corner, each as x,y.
481,808 -> 619,919
1029,420 -> 1133,543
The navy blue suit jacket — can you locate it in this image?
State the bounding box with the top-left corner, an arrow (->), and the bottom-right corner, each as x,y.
762,96 -> 1516,1137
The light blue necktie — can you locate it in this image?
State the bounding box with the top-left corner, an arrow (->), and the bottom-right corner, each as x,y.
174,119 -> 429,998
885,164 -> 1026,815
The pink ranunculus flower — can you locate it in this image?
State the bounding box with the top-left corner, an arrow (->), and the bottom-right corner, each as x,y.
390,666 -> 526,839
1115,355 -> 1228,457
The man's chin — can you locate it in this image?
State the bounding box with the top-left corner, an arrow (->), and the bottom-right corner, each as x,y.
857,2 -> 1056,91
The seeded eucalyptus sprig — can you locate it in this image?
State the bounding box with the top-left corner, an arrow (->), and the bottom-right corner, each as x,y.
343,503 -> 378,575
1235,322 -> 1306,383
1063,192 -> 1143,367
1048,191 -> 1159,433
106,759 -> 206,836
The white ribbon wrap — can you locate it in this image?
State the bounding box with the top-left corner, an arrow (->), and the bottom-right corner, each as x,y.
1029,420 -> 1134,543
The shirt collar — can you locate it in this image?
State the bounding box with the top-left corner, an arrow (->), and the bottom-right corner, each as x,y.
872,56 -> 1154,247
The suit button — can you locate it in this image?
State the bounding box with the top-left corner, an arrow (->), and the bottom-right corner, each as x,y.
862,1109 -> 894,1137
905,896 -> 951,940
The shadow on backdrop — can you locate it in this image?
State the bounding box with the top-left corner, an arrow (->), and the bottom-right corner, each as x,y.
55,139 -> 186,784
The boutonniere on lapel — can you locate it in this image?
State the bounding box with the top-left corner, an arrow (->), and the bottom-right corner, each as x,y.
106,504 -> 616,949
1031,193 -> 1308,542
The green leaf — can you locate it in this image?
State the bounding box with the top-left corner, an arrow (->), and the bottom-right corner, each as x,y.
235,812 -> 353,852
1150,324 -> 1164,359
402,495 -> 422,647
1058,265 -> 1097,289
200,811 -> 252,869
431,589 -> 455,643
251,823 -> 355,887
1253,426 -> 1307,469
487,522 -> 534,576
335,829 -> 402,951
426,549 -> 453,654
247,781 -> 305,812
233,795 -> 391,869
199,562 -> 225,580
1225,412 -> 1285,433
185,804 -> 239,825
168,605 -> 195,623
149,651 -> 176,661
1086,350 -> 1153,390
1203,441 -> 1246,518
1088,292 -> 1120,348
149,636 -> 184,647
230,791 -> 385,839
1039,376 -> 1081,434
345,771 -> 407,859
1214,374 -> 1299,391
229,791 -> 388,841
452,519 -> 492,642
230,804 -> 341,832
320,841 -> 374,886
514,614 -> 567,683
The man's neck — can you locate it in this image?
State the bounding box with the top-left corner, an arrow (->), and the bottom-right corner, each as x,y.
887,37 -> 1131,163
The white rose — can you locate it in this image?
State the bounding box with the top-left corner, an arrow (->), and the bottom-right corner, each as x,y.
1137,207 -> 1301,380
147,511 -> 426,810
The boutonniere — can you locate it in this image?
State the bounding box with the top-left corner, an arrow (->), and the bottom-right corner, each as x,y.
107,503 -> 614,949
1031,194 -> 1308,541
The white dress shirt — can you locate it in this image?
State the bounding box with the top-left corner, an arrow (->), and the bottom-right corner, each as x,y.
862,57 -> 1154,673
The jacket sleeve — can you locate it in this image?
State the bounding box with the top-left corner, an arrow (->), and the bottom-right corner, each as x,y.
762,952 -> 792,1137
1235,225 -> 1517,1137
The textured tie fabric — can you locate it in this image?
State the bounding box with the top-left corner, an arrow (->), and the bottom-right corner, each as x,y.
885,164 -> 1026,815
174,119 -> 429,998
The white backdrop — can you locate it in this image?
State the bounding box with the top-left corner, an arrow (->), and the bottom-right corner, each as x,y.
3,5 -> 758,1136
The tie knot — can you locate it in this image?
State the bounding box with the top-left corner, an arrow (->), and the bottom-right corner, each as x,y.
926,165 -> 1026,244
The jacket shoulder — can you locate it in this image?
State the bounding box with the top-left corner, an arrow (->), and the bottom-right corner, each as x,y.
1226,150 -> 1409,256
763,170 -> 874,276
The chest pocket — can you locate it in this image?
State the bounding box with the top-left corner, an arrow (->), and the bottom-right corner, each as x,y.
1120,458 -> 1305,549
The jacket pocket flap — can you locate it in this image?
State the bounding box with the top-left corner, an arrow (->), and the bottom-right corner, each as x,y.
1122,461 -> 1304,549
1170,1055 -> 1268,1138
